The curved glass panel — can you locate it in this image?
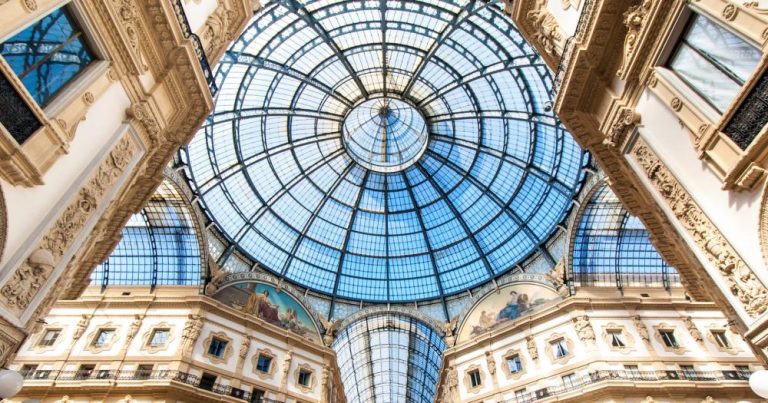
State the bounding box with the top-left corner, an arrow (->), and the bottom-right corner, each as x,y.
572,183 -> 681,289
332,313 -> 446,403
91,180 -> 202,287
183,0 -> 588,302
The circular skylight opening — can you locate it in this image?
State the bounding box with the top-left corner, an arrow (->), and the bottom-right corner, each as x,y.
342,98 -> 428,173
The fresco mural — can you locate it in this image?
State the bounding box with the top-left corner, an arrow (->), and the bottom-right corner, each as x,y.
214,282 -> 320,342
457,282 -> 561,342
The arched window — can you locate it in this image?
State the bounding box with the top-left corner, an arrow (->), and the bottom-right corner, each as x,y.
571,183 -> 680,289
91,179 -> 203,288
332,313 -> 446,403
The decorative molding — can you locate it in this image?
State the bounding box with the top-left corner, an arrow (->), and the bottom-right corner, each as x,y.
85,322 -> 120,354
683,316 -> 704,346
632,139 -> 768,318
0,135 -> 137,314
501,348 -> 527,380
633,315 -> 651,347
573,315 -> 596,346
180,314 -> 203,355
462,363 -> 485,394
602,323 -> 636,354
527,0 -> 564,58
251,348 -> 277,380
140,322 -> 175,354
603,107 -> 641,147
705,324 -> 742,355
294,363 -> 316,393
544,332 -> 574,365
202,331 -> 233,365
617,0 -> 653,79
29,324 -> 65,353
652,323 -> 686,354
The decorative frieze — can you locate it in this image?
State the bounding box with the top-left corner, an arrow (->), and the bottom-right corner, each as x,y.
0,135 -> 137,315
617,0 -> 653,79
632,140 -> 768,318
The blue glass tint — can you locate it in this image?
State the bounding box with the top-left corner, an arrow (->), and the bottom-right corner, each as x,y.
91,180 -> 203,287
332,314 -> 446,403
182,0 -> 588,302
1,8 -> 95,106
572,183 -> 681,289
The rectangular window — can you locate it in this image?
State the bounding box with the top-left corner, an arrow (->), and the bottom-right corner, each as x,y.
76,364 -> 95,380
96,369 -> 111,379
506,354 -> 523,374
659,330 -> 678,348
207,337 -> 228,358
514,388 -> 527,402
668,13 -> 761,113
92,329 -> 115,348
468,369 -> 481,388
711,330 -> 730,348
135,364 -> 153,380
256,354 -> 273,373
551,338 -> 569,358
148,329 -> 170,347
562,373 -> 577,388
0,7 -> 96,107
608,330 -> 625,347
38,329 -> 61,347
19,364 -> 38,378
298,369 -> 312,387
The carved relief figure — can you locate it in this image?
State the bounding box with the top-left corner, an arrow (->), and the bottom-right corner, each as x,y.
485,351 -> 496,375
573,315 -> 596,345
126,315 -> 143,343
239,337 -> 251,360
319,317 -> 341,347
527,0 -> 563,57
684,316 -> 703,344
527,335 -> 539,360
181,314 -> 203,354
442,316 -> 459,347
634,316 -> 650,345
73,314 -> 92,340
443,365 -> 458,403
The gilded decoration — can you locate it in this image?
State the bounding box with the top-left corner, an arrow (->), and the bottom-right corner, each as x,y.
501,348 -> 527,380
252,348 -> 277,380
294,363 -> 316,393
652,323 -> 686,354
462,364 -> 485,394
602,323 -> 636,354
0,135 -> 137,315
202,331 -> 233,365
140,322 -> 175,354
632,139 -> 768,318
544,333 -> 574,365
85,323 -> 120,354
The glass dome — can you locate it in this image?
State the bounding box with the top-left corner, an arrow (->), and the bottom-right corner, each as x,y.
182,0 -> 588,302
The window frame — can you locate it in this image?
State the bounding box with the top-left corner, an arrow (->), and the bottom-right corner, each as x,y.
37,327 -> 62,348
202,331 -> 232,364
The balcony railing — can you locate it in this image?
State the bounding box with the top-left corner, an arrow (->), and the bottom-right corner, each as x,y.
21,369 -> 282,403
170,0 -> 218,97
506,369 -> 751,403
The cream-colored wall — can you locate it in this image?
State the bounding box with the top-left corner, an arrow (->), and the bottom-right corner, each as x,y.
183,0 -> 221,33
627,90 -> 766,324
447,301 -> 760,403
546,0 -> 582,37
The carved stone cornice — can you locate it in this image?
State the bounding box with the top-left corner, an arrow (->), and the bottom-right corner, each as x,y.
602,106 -> 641,148
0,135 -> 138,316
631,139 -> 768,319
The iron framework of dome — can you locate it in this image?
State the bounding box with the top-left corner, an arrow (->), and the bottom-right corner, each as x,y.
181,0 -> 589,302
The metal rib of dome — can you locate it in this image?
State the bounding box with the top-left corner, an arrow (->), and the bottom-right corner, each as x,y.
183,0 -> 588,302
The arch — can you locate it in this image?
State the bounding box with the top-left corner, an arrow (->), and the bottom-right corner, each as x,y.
568,180 -> 680,290
455,279 -> 561,343
90,177 -> 204,289
332,311 -> 447,403
212,278 -> 322,343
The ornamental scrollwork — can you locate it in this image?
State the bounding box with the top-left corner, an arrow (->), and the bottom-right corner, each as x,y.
0,136 -> 137,314
617,0 -> 653,79
632,140 -> 768,318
